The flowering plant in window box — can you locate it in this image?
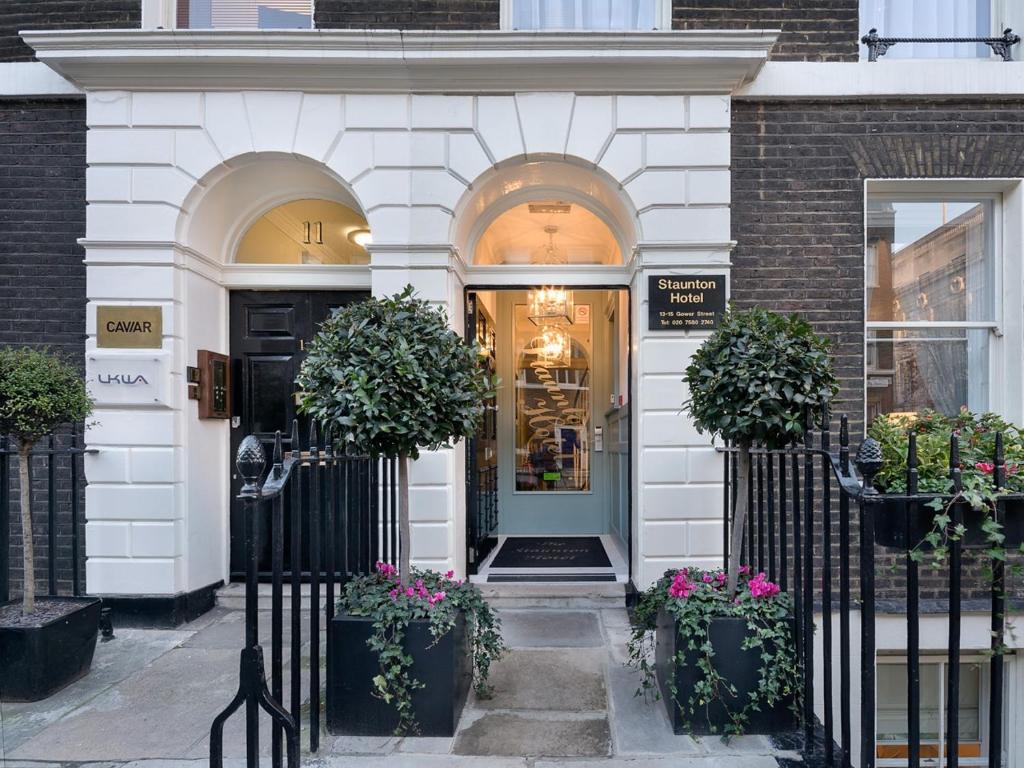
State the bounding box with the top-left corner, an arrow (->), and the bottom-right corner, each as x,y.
867,409 -> 1024,557
326,562 -> 506,736
628,566 -> 800,735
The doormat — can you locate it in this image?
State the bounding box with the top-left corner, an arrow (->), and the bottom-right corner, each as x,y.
488,574 -> 617,582
489,537 -> 612,568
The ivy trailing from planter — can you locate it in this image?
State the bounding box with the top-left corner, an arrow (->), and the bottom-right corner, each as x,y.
628,567 -> 800,736
340,563 -> 506,735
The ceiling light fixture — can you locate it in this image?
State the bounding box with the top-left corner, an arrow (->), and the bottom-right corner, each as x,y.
528,286 -> 574,327
348,228 -> 372,248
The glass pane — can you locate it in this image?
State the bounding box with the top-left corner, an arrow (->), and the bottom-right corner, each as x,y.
948,663 -> 983,742
513,0 -> 657,30
859,0 -> 992,59
867,199 -> 994,324
180,0 -> 312,29
867,328 -> 989,420
514,303 -> 592,492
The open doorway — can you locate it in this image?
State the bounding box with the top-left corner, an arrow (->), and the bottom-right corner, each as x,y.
466,287 -> 631,582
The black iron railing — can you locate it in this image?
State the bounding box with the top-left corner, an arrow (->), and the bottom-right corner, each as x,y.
861,27 -> 1021,62
211,422 -> 397,768
721,411 -> 1015,767
1,427 -> 94,604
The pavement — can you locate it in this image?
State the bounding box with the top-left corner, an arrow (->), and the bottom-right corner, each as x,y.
0,603 -> 800,767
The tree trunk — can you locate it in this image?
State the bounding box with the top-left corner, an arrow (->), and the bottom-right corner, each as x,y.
726,442 -> 751,598
398,453 -> 411,582
18,442 -> 35,614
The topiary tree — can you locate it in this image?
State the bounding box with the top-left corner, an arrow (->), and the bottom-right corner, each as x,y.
684,308 -> 836,596
0,347 -> 92,614
296,286 -> 495,580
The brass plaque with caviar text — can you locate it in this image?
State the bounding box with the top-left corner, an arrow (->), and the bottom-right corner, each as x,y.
97,306 -> 163,349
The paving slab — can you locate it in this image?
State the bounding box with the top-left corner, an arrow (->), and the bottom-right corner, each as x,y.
182,610 -> 311,649
397,735 -> 454,754
534,757 -> 779,768
476,648 -> 607,711
496,609 -> 603,648
606,661 -> 701,755
312,756 -> 527,767
453,712 -> 611,758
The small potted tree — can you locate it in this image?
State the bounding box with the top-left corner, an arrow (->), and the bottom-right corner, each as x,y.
628,308 -> 836,734
296,286 -> 505,736
0,346 -> 99,701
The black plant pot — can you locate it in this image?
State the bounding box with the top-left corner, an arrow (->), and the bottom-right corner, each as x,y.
655,609 -> 797,735
327,610 -> 472,736
873,497 -> 1024,551
0,597 -> 102,702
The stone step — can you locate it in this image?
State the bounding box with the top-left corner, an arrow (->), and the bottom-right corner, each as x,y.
215,582 -> 329,612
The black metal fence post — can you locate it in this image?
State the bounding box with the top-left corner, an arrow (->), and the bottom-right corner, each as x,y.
906,431 -> 921,768
856,438 -> 882,768
990,433 -> 1006,768
947,435 -> 963,768
1,435 -> 9,604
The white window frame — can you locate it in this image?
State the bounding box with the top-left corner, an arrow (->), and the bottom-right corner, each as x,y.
863,179 -> 1024,424
144,0 -> 316,30
500,0 -> 671,31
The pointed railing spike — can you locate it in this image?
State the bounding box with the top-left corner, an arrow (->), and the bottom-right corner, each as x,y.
272,430 -> 283,469
309,420 -> 319,451
290,419 -> 301,458
994,432 -> 1006,490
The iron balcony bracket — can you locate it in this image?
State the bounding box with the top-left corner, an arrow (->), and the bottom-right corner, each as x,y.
860,27 -> 1021,61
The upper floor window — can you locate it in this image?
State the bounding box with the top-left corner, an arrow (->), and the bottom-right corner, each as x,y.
507,0 -> 666,30
177,0 -> 312,29
860,0 -> 992,58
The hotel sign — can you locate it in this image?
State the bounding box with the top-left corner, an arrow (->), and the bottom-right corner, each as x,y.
97,306 -> 162,349
648,275 -> 726,331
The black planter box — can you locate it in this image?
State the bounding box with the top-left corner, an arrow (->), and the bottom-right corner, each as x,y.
0,597 -> 102,702
655,609 -> 797,735
327,610 -> 472,736
873,497 -> 1024,551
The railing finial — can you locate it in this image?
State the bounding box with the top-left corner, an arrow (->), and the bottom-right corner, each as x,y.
236,435 -> 266,496
854,437 -> 883,494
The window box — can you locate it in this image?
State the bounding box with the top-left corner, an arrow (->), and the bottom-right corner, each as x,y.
873,496 -> 1024,550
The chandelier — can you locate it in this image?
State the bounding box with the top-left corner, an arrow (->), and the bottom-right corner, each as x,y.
537,325 -> 571,368
528,287 -> 574,327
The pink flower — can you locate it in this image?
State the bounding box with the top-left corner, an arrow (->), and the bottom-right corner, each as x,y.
976,462 -> 995,474
376,561 -> 397,578
389,588 -> 399,601
428,590 -> 446,605
702,573 -> 713,583
748,572 -> 781,600
445,570 -> 455,580
715,572 -> 727,585
405,587 -> 415,597
668,571 -> 694,599
739,565 -> 751,575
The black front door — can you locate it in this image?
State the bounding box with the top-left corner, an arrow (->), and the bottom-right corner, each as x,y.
229,290 -> 367,578
465,292 -> 499,574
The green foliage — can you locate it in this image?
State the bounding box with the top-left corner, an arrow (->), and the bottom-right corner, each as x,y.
296,286 -> 496,459
341,564 -> 507,735
628,568 -> 801,736
684,308 -> 837,449
0,346 -> 92,448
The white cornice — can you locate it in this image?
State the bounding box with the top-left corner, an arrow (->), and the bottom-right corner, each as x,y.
22,29 -> 779,94
0,61 -> 81,97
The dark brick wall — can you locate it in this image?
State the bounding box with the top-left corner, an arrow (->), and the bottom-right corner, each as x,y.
315,1 -> 499,29
0,98 -> 88,599
732,98 -> 1024,603
673,0 -> 859,61
1,1 -> 140,62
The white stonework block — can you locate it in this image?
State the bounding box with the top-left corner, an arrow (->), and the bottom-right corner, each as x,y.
639,207 -> 730,243
88,129 -> 174,165
643,411 -> 703,447
327,131 -> 374,183
617,95 -> 686,129
516,92 -> 574,156
625,170 -> 687,209
87,264 -> 176,300
84,448 -> 130,484
373,132 -> 445,168
244,92 -> 303,152
130,521 -> 182,557
411,95 -> 474,129
410,450 -> 450,485
345,95 -> 409,129
598,133 -> 642,183
365,207 -> 412,245
204,92 -> 254,160
88,91 -> 131,127
174,129 -> 223,181
409,523 -> 450,560
687,448 -> 723,484
447,133 -> 492,184
87,167 -> 131,203
86,411 -> 178,447
132,92 -> 202,127
688,95 -> 730,130
476,96 -> 524,162
642,521 -> 687,557
686,520 -> 725,557
411,206 -> 456,243
641,338 -> 703,374
86,557 -> 178,595
645,133 -> 730,168
644,484 -> 723,520
293,94 -> 344,161
86,484 -> 179,521
130,447 -> 180,483
640,376 -> 689,409
132,167 -> 195,207
85,522 -> 131,557
411,170 -> 465,209
687,169 -> 731,205
565,96 -> 613,162
409,487 -> 451,522
410,132 -> 447,167
641,448 -> 688,483
87,203 -> 181,243
355,169 -> 411,209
